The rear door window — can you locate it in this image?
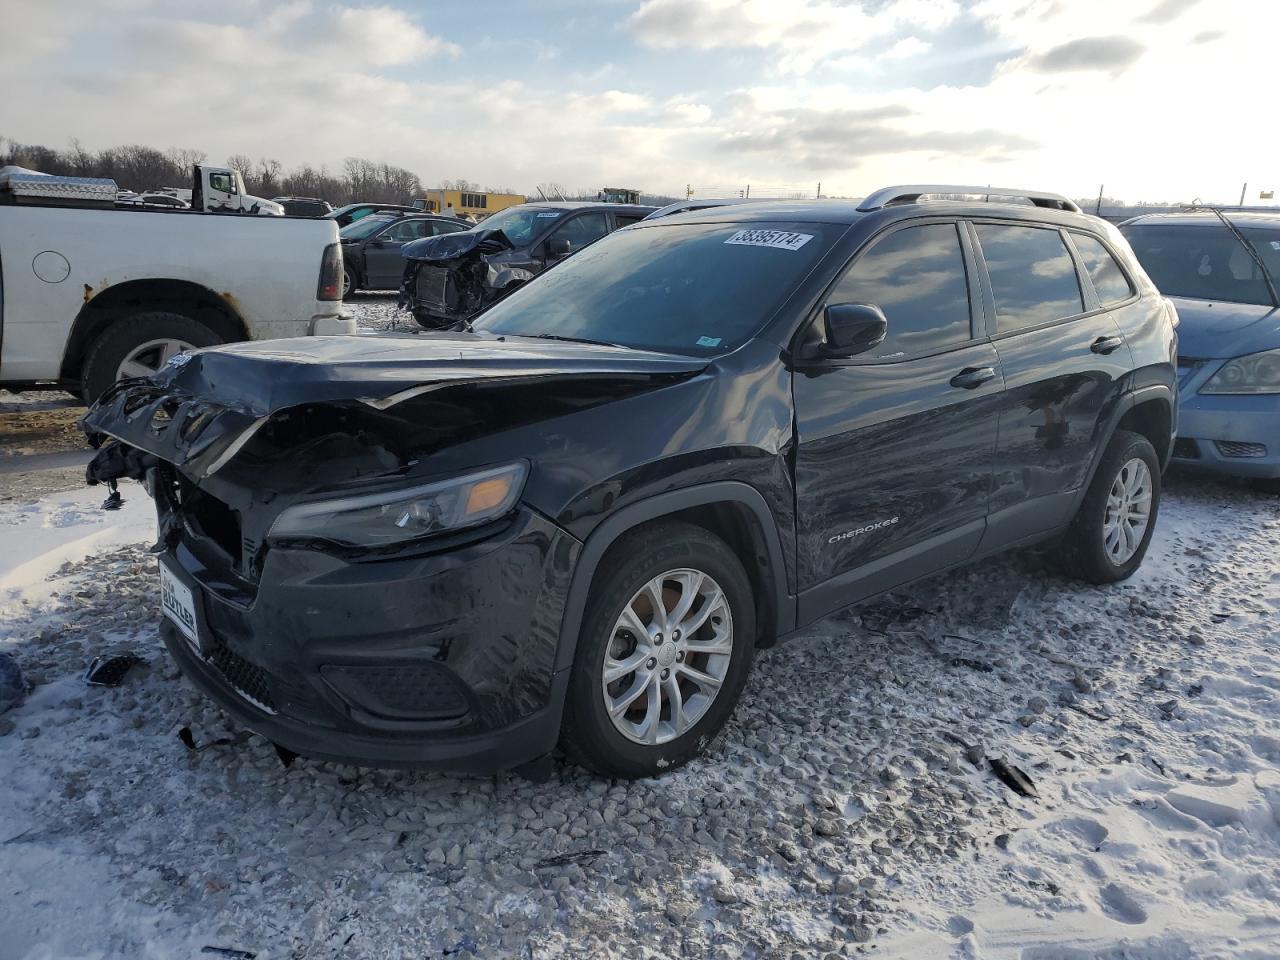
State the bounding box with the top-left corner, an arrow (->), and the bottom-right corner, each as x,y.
1071,233 -> 1134,304
553,213 -> 609,249
823,222 -> 972,360
974,224 -> 1084,332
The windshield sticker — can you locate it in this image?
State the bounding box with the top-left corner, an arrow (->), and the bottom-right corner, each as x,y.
536,212 -> 561,218
696,336 -> 722,347
724,228 -> 813,251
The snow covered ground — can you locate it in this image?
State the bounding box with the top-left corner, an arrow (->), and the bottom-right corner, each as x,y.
0,304 -> 1277,958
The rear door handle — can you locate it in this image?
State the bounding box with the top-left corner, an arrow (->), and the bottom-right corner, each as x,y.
1091,335 -> 1124,355
950,366 -> 997,389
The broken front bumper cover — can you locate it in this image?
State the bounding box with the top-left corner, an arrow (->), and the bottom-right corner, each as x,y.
399,228 -> 534,328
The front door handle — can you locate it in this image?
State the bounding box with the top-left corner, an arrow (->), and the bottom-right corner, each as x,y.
950,366 -> 997,389
1091,335 -> 1124,355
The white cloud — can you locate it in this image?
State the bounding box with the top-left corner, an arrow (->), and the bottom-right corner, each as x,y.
882,36 -> 932,60
628,0 -> 958,74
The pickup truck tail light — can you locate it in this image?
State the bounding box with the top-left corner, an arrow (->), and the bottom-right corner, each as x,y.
317,243 -> 343,301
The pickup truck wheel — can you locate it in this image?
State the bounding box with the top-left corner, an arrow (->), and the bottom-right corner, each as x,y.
561,521 -> 755,779
81,311 -> 222,403
342,266 -> 358,299
1058,429 -> 1161,584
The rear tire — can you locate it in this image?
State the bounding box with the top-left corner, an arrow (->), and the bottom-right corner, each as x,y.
1058,430 -> 1161,584
342,266 -> 358,300
560,521 -> 756,779
81,311 -> 222,403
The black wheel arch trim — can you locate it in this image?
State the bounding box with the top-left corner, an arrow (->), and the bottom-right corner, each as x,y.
1075,382 -> 1175,513
552,481 -> 795,674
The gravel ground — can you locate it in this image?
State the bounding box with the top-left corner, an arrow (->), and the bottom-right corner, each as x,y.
2,470 -> 1278,959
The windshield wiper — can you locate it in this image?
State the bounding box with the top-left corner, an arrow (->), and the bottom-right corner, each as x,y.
524,333 -> 626,349
1207,207 -> 1280,308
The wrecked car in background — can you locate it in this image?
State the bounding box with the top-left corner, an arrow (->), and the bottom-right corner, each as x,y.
400,201 -> 654,328
81,186 -> 1175,781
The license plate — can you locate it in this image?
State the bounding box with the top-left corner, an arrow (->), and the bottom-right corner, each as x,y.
159,561 -> 201,653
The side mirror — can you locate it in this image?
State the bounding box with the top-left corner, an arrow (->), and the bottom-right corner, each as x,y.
820,303 -> 887,358
547,238 -> 572,258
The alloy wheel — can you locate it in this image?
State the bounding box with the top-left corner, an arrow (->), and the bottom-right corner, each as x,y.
601,568 -> 733,745
1102,457 -> 1152,564
114,338 -> 195,381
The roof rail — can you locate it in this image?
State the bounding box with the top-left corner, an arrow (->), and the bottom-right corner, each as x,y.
857,184 -> 1081,214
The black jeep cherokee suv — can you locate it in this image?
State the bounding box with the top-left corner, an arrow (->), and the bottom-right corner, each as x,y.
82,184 -> 1177,779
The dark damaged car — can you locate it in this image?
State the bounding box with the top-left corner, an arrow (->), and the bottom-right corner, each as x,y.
400,201 -> 653,329
81,186 -> 1176,779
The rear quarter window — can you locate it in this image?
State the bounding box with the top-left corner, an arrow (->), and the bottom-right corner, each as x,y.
1072,233 -> 1134,305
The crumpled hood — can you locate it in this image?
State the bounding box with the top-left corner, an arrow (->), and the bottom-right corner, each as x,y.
401,228 -> 513,263
81,332 -> 707,480
1170,296 -> 1280,358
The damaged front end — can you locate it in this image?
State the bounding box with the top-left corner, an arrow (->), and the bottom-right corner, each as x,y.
398,229 -> 535,330
78,334 -> 707,771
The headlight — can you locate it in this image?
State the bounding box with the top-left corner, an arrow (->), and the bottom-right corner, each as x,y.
1200,349 -> 1280,395
268,462 -> 527,547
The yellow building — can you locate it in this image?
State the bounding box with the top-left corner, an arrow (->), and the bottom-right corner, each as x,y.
413,189 -> 526,220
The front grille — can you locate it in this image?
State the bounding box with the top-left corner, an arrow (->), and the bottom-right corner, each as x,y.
186,491 -> 242,566
208,645 -> 277,714
1215,440 -> 1267,459
1172,438 -> 1201,459
321,663 -> 469,721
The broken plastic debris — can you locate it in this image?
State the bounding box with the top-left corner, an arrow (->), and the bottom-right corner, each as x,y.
989,758 -> 1039,799
83,654 -> 143,687
0,653 -> 26,713
177,726 -> 251,751
200,947 -> 256,960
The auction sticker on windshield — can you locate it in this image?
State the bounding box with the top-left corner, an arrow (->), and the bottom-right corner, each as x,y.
725,229 -> 813,251
160,560 -> 201,653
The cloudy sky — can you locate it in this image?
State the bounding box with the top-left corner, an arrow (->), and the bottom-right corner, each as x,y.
3,0 -> 1275,202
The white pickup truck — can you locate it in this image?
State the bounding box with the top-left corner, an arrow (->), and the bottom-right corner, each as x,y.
0,166 -> 353,401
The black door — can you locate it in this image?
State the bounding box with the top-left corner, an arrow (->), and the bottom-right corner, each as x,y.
365,218 -> 433,289
968,220 -> 1133,546
792,220 -> 1003,624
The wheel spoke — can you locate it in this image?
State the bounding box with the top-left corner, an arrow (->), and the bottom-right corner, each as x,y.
639,678 -> 662,744
678,663 -> 723,693
677,588 -> 724,637
604,649 -> 649,684
663,673 -> 687,734
609,672 -> 651,717
618,604 -> 651,643
118,360 -> 154,378
643,578 -> 669,633
684,637 -> 733,656
666,570 -> 703,627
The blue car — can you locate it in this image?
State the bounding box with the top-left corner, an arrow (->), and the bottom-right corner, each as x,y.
1121,211 -> 1280,491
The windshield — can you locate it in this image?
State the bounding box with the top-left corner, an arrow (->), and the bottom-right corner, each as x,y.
340,215 -> 394,240
477,206 -> 566,245
472,221 -> 837,355
1122,222 -> 1279,304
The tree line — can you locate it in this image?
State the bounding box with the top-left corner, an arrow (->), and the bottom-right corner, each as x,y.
0,137 -> 517,205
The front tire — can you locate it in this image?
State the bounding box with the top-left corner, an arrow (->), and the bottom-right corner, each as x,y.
1059,430 -> 1161,584
560,522 -> 756,779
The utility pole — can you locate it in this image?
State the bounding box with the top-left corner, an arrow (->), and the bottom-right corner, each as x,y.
1095,184 -> 1104,216
816,181 -> 821,199
686,183 -> 693,199
1240,182 -> 1248,206
745,184 -> 750,198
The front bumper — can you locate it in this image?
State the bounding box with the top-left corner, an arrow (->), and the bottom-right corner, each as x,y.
158,504 -> 581,771
1170,361 -> 1280,479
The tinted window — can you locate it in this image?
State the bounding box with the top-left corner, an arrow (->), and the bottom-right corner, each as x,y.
824,223 -> 971,359
975,224 -> 1083,331
1121,223 -> 1275,305
1072,233 -> 1133,304
472,221 -> 836,355
383,219 -> 432,241
339,214 -> 395,239
615,215 -> 646,228
553,213 -> 609,249
432,219 -> 467,236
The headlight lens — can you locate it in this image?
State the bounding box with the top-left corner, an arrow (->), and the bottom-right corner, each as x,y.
1200,349 -> 1280,395
268,462 -> 527,547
